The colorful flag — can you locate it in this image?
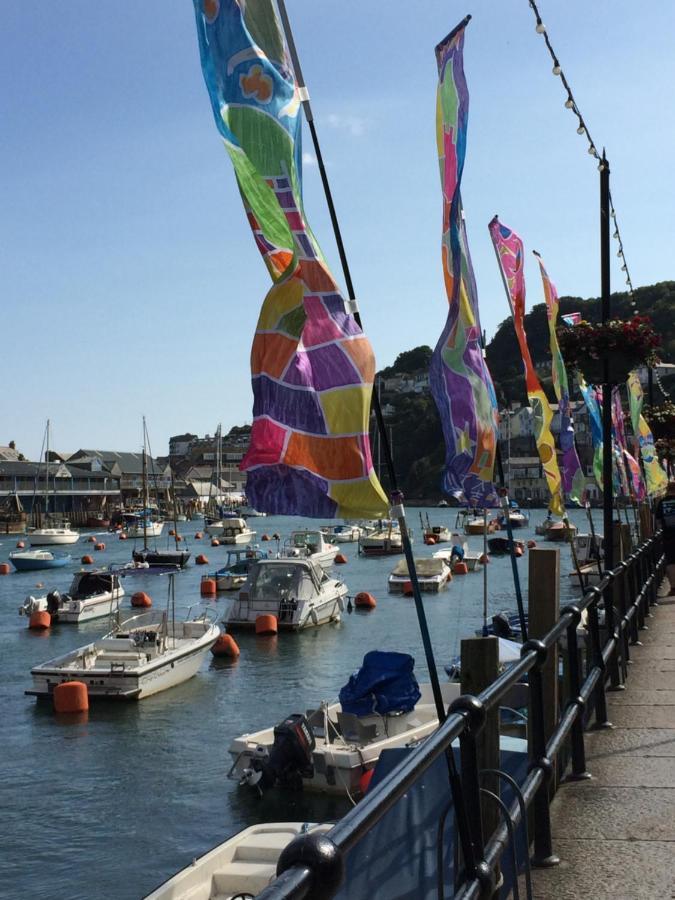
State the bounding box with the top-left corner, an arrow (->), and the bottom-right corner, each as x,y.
612,387 -> 645,500
429,18 -> 499,508
577,376 -> 604,489
626,372 -> 667,497
488,218 -> 564,515
192,0 -> 388,518
561,312 -> 582,326
534,252 -> 586,505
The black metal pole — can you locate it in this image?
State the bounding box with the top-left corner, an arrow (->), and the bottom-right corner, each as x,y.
276,0 -> 446,723
601,153 -> 614,572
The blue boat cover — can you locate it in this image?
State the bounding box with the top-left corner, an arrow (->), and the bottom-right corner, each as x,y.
339,651 -> 421,717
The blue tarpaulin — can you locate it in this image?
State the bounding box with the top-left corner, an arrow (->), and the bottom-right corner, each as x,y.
339,651 -> 421,717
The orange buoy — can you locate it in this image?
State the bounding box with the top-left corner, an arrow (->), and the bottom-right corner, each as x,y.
0,562 -> 11,575
87,535 -> 97,543
453,562 -> 469,575
131,591 -> 152,608
514,546 -> 524,557
211,538 -> 220,547
211,633 -> 240,657
194,532 -> 203,539
200,578 -> 217,596
196,554 -> 209,565
355,591 -> 377,609
402,581 -> 414,597
479,553 -> 490,564
424,534 -> 438,545
169,528 -> 175,536
81,555 -> 94,565
16,540 -> 25,549
261,534 -> 270,542
527,539 -> 537,549
53,681 -> 89,714
335,553 -> 348,564
29,610 -> 51,629
94,542 -> 105,551
359,768 -> 375,796
255,613 -> 278,635
118,532 -> 127,540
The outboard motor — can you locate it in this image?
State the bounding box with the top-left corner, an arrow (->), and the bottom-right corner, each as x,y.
240,713 -> 315,793
491,611 -> 514,639
46,591 -> 62,616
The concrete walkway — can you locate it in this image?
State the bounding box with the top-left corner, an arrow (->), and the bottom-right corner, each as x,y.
527,569 -> 675,900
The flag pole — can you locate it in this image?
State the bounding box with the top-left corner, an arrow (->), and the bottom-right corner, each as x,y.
276,0 -> 447,723
600,153 -> 614,571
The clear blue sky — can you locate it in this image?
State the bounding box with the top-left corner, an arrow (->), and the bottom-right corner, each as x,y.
2,1 -> 673,460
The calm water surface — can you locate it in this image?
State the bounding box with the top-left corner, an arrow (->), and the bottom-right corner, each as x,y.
0,507 -> 602,899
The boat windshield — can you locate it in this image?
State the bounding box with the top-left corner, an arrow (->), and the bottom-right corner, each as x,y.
292,531 -> 321,551
250,563 -> 317,602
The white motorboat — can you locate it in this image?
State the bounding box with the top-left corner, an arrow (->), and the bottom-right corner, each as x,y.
124,512 -> 165,540
224,558 -> 346,632
423,524 -> 452,544
237,505 -> 267,518
320,523 -> 362,543
206,517 -> 256,544
358,520 -> 404,556
27,606 -> 219,701
206,548 -> 266,592
229,680 -> 461,797
27,524 -> 80,546
433,542 -> 482,571
281,529 -> 338,569
454,509 -> 497,536
19,570 -> 124,624
388,557 -> 451,593
144,822 -> 331,900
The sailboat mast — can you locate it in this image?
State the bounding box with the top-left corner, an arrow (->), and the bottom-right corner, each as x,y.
142,419 -> 148,551
44,419 -> 50,521
171,465 -> 179,550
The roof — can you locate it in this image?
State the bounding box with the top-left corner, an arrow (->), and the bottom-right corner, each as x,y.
0,446 -> 20,461
0,460 -> 117,481
70,450 -> 167,475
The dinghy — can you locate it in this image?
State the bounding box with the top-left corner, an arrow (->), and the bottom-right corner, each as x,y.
388,557 -> 451,593
9,549 -> 71,571
19,570 -> 124,624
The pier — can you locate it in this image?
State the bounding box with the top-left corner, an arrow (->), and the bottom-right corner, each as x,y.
256,525 -> 668,899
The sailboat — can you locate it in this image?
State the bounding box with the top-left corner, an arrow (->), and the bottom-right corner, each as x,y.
27,420 -> 80,546
132,419 -> 190,569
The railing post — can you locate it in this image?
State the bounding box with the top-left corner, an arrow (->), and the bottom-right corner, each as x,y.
528,547 -> 560,794
522,640 -> 559,868
460,637 -> 500,848
606,521 -> 624,689
586,586 -> 612,728
561,604 -> 591,782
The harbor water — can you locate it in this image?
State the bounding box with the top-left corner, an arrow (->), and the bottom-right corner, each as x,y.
0,506 -> 602,899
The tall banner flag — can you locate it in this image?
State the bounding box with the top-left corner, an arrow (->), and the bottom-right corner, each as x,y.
192,0 -> 388,518
534,252 -> 586,505
577,376 -> 603,489
489,218 -> 564,516
611,388 -> 644,499
627,372 -> 668,497
429,18 -> 499,508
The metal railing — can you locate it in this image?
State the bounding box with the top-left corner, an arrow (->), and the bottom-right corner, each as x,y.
255,531 -> 664,900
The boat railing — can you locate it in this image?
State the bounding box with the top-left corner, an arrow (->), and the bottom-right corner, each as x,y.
255,530 -> 665,900
184,604 -> 219,625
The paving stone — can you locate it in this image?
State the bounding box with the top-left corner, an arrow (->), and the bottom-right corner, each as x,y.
581,754 -> 675,787
605,705 -> 675,728
584,727 -> 675,758
549,785 -> 675,840
607,689 -> 675,706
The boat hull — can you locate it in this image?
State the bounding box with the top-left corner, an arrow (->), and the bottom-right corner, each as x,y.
126,522 -> 164,539
28,531 -> 79,546
132,549 -> 191,568
10,553 -> 71,571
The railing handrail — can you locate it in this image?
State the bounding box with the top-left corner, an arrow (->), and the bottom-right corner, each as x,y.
256,529 -> 664,900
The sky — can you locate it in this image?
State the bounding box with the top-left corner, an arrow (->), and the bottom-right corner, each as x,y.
2,1 -> 674,460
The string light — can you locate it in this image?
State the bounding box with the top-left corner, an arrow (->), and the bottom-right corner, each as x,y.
528,0 -> 639,316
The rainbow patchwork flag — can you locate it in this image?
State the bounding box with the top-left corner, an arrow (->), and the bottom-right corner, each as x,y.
489,218 -> 563,516
626,372 -> 667,497
534,252 -> 586,505
612,387 -> 645,501
192,0 -> 388,518
429,18 -> 499,508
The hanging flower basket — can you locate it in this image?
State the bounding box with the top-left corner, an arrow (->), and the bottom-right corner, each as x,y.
647,402 -> 675,440
556,315 -> 661,385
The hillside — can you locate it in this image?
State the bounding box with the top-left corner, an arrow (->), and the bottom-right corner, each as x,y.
374,281 -> 675,498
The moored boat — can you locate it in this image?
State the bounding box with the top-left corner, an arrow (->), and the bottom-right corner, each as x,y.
282,529 -> 338,569
28,524 -> 80,546
223,558 -> 346,632
206,517 -> 256,544
544,520 -> 577,542
132,547 -> 191,569
9,549 -> 71,571
388,557 -> 451,593
487,537 -> 526,556
19,570 -> 124,623
320,523 -> 363,543
358,520 -> 404,556
27,605 -> 219,701
206,548 -> 266,592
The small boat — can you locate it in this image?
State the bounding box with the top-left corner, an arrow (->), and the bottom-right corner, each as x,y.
282,529 -> 338,569
229,652 -> 459,797
573,531 -> 604,564
445,636 -> 522,680
237,505 -> 267,517
358,520 -> 404,556
433,542 -> 482,571
320,523 -> 363,543
124,511 -> 164,540
477,611 -> 528,641
544,520 -> 578,542
388,557 -> 451,593
223,558 -> 346,632
28,524 -> 80,546
86,514 -> 110,529
455,509 -> 497,536
206,548 -> 266,592
27,603 -> 219,701
497,502 -> 529,529
9,549 -> 71,571
19,570 -> 124,623
206,517 -> 256,544
487,537 -> 526,556
132,547 -> 191,569
143,822 -> 331,900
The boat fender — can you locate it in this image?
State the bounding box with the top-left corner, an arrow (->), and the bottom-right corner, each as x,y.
0,563 -> 11,575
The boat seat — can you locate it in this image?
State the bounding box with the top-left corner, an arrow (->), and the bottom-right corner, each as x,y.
336,712 -> 378,744
306,708 -> 340,743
